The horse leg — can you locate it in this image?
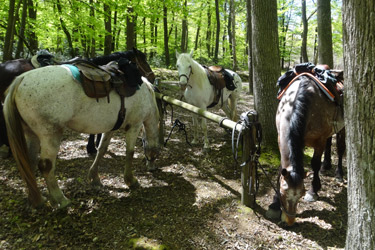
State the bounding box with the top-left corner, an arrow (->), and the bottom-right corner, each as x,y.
88,131 -> 114,186
38,134 -> 71,208
304,146 -> 324,202
86,134 -> 97,155
335,129 -> 346,182
124,125 -> 143,188
201,117 -> 210,149
321,137 -> 332,172
142,115 -> 160,171
228,94 -> 239,121
24,128 -> 40,172
191,115 -> 199,145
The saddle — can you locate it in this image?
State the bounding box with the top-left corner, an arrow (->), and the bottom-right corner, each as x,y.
204,65 -> 236,108
73,61 -> 139,130
31,54 -> 55,68
277,63 -> 344,105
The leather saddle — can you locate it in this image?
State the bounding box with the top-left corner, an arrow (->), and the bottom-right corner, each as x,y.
75,61 -> 137,103
204,65 -> 236,108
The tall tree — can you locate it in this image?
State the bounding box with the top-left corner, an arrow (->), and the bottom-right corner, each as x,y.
317,0 -> 333,67
163,0 -> 170,66
27,0 -> 38,54
230,0 -> 237,70
126,6 -> 135,50
15,0 -> 28,58
251,0 -> 279,147
180,0 -> 188,52
103,3 -> 112,55
56,0 -> 74,57
246,0 -> 253,94
214,0 -> 220,63
301,0 -> 308,62
206,2 -> 212,57
3,0 -> 17,61
343,0 -> 375,249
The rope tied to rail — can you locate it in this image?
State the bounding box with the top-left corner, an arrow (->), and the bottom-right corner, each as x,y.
231,110 -> 262,197
164,119 -> 192,147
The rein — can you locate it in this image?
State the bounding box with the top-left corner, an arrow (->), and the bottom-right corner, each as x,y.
134,56 -> 154,80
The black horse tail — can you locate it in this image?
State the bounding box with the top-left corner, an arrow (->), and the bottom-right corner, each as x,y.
287,76 -> 313,180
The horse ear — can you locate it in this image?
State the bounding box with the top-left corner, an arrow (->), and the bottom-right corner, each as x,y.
175,50 -> 180,59
189,50 -> 194,57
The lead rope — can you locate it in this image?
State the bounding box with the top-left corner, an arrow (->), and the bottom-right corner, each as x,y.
164,119 -> 191,147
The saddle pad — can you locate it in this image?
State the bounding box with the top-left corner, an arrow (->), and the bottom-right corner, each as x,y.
62,64 -> 82,83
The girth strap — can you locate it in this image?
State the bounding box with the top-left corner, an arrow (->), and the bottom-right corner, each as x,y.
111,95 -> 126,131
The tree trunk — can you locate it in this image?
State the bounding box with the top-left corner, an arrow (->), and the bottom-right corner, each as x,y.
56,0 -> 74,57
246,0 -> 253,95
206,3 -> 212,57
180,0 -> 188,52
3,0 -> 17,61
251,0 -> 279,148
163,1 -> 170,66
214,0 -> 220,63
230,0 -> 237,71
27,0 -> 38,55
104,3 -> 112,55
89,0 -> 96,57
126,6 -> 135,51
317,0 -> 333,67
301,0 -> 308,62
15,0 -> 28,58
343,0 -> 375,249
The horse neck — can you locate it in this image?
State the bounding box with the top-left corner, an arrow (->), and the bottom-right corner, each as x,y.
189,59 -> 206,88
287,79 -> 312,175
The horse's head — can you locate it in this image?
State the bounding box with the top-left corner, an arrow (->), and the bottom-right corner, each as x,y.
176,51 -> 194,91
279,168 -> 305,226
132,48 -> 155,84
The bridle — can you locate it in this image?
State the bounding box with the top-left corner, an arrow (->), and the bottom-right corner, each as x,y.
178,65 -> 193,88
134,55 -> 155,81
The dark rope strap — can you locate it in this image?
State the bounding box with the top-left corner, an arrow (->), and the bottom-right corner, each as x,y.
164,119 -> 191,147
111,95 -> 126,131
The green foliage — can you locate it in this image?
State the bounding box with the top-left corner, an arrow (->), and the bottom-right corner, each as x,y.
0,0 -> 342,69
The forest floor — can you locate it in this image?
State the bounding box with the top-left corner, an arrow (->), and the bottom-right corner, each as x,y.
0,70 -> 347,249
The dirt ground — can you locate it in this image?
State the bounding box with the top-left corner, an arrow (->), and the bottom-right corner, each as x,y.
0,79 -> 347,249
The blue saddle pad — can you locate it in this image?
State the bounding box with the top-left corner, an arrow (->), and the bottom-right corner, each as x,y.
62,64 -> 81,83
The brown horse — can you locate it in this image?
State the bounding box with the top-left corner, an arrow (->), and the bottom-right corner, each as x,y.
268,74 -> 344,226
0,48 -> 155,155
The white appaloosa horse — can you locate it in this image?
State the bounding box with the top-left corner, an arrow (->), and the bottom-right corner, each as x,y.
176,51 -> 242,149
4,59 -> 159,209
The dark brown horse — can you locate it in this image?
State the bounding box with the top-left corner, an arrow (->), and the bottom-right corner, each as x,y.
0,48 -> 155,155
268,73 -> 345,226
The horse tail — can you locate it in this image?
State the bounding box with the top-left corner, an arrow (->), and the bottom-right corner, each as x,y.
288,76 -> 313,178
3,76 -> 43,207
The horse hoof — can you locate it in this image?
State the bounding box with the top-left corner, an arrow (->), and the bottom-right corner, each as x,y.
147,161 -> 157,172
304,192 -> 318,202
87,148 -> 97,156
266,208 -> 281,220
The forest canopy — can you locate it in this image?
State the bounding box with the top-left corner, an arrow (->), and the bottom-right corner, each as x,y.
0,0 -> 342,69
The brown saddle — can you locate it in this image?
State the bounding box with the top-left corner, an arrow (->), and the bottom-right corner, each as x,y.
205,65 -> 226,90
75,61 -> 137,103
76,62 -> 112,102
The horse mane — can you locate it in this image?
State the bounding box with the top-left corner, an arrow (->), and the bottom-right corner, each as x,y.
90,51 -> 134,65
287,76 -> 313,178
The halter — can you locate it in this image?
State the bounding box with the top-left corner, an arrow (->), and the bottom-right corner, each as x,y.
258,164 -> 297,218
134,56 -> 155,80
178,65 -> 193,88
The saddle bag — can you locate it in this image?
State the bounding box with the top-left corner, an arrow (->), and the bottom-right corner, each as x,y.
76,62 -> 112,101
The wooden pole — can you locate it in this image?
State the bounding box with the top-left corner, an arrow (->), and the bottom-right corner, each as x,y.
154,92 -> 244,132
155,92 -> 259,208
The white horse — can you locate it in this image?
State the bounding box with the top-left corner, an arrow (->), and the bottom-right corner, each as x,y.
4,61 -> 159,209
175,51 -> 242,149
